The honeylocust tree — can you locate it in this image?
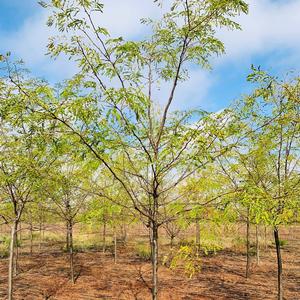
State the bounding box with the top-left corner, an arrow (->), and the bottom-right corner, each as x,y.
42,161 -> 90,283
217,155 -> 257,278
182,164 -> 238,255
0,75 -> 55,300
234,69 -> 300,300
82,185 -> 133,261
5,0 -> 248,298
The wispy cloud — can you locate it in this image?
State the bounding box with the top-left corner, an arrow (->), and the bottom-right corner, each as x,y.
100,0 -> 161,37
218,0 -> 300,63
0,10 -> 76,81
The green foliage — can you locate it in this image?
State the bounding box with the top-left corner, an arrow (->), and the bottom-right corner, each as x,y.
135,242 -> 151,261
178,238 -> 194,247
179,226 -> 224,255
0,236 -> 10,258
219,69 -> 300,231
0,243 -> 9,258
170,245 -> 201,278
201,237 -> 223,256
0,236 -> 21,258
61,241 -> 101,253
274,239 -> 288,249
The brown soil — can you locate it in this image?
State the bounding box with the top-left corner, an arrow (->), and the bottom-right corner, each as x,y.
0,228 -> 299,299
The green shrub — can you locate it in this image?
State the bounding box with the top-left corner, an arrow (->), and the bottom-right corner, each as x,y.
202,241 -> 223,256
233,236 -> 246,246
273,239 -> 288,248
0,244 -> 9,258
0,236 -> 11,246
74,243 -> 101,252
135,243 -> 151,261
178,238 -> 194,247
0,236 -> 21,258
60,242 -> 101,253
199,232 -> 224,256
43,234 -> 63,243
170,245 -> 201,278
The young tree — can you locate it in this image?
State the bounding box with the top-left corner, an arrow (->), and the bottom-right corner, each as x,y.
3,1 -> 248,298
163,217 -> 183,249
22,200 -> 47,255
234,69 -> 300,299
0,78 -> 53,300
182,165 -> 236,255
41,159 -> 90,283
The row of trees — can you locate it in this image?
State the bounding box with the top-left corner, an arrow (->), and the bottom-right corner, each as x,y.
0,1 -> 299,300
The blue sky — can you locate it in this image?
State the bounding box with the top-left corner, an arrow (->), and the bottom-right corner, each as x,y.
1,0 -> 300,112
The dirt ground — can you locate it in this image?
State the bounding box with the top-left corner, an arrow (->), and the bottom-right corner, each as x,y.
0,227 -> 299,299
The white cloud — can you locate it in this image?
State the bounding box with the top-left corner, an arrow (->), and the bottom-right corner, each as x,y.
100,0 -> 161,38
172,70 -> 214,110
0,0 -> 163,81
1,11 -> 47,63
0,10 -> 77,81
217,0 -> 300,63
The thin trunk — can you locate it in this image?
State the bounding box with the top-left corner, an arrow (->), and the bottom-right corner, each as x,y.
13,232 -> 18,277
264,225 -> 267,250
114,227 -> 117,264
195,218 -> 200,256
66,222 -> 70,252
149,223 -> 153,257
30,223 -> 33,256
42,220 -> 45,240
39,220 -> 42,251
274,227 -> 283,300
246,209 -> 250,278
102,221 -> 106,253
68,221 -> 75,284
256,225 -> 260,265
18,222 -> 22,243
151,222 -> 158,300
8,221 -> 17,300
122,224 -> 127,244
170,236 -> 174,248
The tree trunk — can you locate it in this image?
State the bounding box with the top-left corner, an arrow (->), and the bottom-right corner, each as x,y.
113,227 -> 117,264
151,222 -> 158,300
68,221 -> 75,284
256,225 -> 260,265
13,231 -> 18,277
102,221 -> 106,253
8,221 -> 18,300
39,220 -> 42,251
18,222 -> 22,243
42,223 -> 45,242
121,224 -> 127,244
149,223 -> 153,257
274,227 -> 283,300
30,223 -> 33,256
66,221 -> 70,252
246,209 -> 250,278
195,218 -> 200,256
264,225 -> 267,251
170,236 -> 174,248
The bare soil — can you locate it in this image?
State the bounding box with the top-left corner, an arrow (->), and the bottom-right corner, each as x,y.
0,227 -> 299,300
